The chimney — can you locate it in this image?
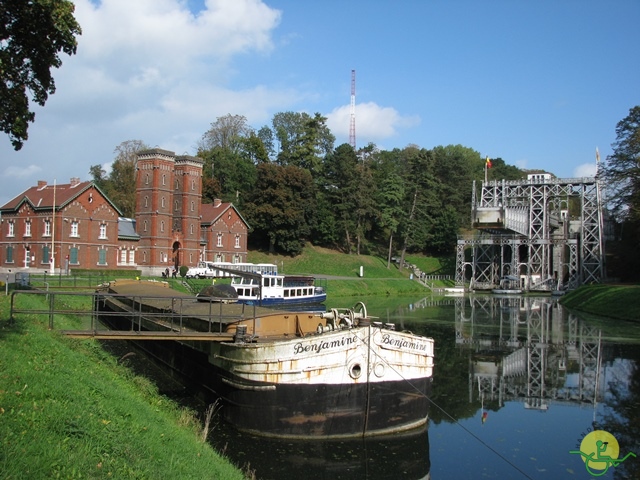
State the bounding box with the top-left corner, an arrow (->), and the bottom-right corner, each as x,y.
37,180 -> 47,188
213,198 -> 222,207
70,177 -> 80,187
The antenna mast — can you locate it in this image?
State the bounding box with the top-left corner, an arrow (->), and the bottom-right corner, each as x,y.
349,69 -> 356,150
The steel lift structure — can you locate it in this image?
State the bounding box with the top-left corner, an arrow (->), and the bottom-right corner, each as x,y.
455,174 -> 605,292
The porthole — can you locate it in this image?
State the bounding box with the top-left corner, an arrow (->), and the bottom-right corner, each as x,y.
349,363 -> 362,379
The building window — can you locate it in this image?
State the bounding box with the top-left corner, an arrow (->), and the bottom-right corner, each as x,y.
70,247 -> 78,265
191,179 -> 195,191
190,201 -> 194,212
233,254 -> 240,264
161,196 -> 165,208
189,253 -> 193,263
190,224 -> 194,235
143,220 -> 148,232
215,253 -> 222,262
145,174 -> 149,185
217,233 -> 223,247
120,249 -> 126,264
6,246 -> 13,263
98,248 -> 107,265
70,221 -> 79,237
143,251 -> 147,263
162,174 -> 166,186
99,223 -> 107,239
42,245 -> 50,264
43,219 -> 51,237
174,200 -> 179,211
24,220 -> 31,237
235,234 -> 240,248
160,221 -> 165,233
8,221 -> 14,237
128,250 -> 135,264
175,179 -> 179,190
144,196 -> 149,208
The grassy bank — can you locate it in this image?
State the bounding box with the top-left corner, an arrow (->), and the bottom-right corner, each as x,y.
247,245 -> 453,298
560,284 -> 640,322
0,294 -> 246,479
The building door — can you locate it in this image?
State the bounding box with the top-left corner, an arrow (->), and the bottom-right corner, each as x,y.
24,247 -> 31,268
172,241 -> 181,269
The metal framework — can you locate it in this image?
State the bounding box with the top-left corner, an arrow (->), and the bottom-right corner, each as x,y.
459,296 -> 603,407
456,176 -> 605,291
349,69 -> 356,150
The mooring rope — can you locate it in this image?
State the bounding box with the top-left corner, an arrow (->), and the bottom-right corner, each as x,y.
358,328 -> 536,480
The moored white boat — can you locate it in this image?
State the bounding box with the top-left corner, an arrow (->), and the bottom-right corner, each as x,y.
230,273 -> 327,306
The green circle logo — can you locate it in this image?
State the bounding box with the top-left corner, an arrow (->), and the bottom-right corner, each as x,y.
570,430 -> 636,477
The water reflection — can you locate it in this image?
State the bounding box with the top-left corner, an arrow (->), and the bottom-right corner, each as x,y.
455,296 -> 603,409
392,294 -> 640,479
209,426 -> 431,480
111,294 -> 639,479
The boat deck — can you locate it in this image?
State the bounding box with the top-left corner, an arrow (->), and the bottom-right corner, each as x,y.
89,280 -> 328,341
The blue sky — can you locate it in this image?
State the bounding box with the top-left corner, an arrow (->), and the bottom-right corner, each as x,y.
1,0 -> 638,206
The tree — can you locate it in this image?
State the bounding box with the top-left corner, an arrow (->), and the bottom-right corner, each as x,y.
321,143 -> 360,252
1,0 -> 81,150
272,111 -> 335,177
89,140 -> 148,218
243,163 -> 316,255
377,170 -> 405,267
602,106 -> 640,223
198,114 -> 253,154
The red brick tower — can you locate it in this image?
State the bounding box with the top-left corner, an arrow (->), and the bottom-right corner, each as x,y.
173,155 -> 203,268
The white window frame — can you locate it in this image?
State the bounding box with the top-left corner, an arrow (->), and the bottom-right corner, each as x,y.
99,223 -> 107,239
70,221 -> 79,237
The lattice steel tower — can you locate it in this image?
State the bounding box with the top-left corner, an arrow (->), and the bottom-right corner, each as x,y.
455,174 -> 605,291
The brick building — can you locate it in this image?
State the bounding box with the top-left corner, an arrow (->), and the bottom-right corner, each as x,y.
0,148 -> 249,275
0,178 -> 129,272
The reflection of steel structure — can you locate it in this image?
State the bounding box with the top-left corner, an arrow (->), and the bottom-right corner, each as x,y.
456,176 -> 604,291
458,296 -> 603,409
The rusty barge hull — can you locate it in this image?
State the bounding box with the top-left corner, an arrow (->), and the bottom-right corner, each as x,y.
96,281 -> 434,439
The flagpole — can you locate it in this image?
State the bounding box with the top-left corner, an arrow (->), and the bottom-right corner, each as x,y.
50,179 -> 56,274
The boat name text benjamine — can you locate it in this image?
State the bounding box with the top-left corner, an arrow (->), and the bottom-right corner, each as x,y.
293,333 -> 429,355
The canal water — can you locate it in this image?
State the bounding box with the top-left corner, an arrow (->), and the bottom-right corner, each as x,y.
106,294 -> 640,479
203,295 -> 640,480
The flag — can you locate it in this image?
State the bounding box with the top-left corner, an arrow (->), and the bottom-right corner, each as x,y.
482,411 -> 488,424
485,156 -> 492,168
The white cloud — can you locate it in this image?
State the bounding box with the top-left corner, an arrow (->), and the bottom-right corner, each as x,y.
4,165 -> 43,179
573,162 -> 598,178
0,0 -> 288,207
326,101 -> 420,144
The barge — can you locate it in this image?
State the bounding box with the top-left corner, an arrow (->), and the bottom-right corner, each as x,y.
96,281 -> 434,439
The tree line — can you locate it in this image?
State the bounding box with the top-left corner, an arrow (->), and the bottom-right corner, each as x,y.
90,113 -> 524,263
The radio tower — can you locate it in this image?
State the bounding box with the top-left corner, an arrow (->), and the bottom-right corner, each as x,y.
349,69 -> 356,150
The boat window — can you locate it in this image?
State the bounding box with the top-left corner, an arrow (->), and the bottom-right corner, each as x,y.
284,290 -> 289,297
297,289 -> 302,296
277,278 -> 283,287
